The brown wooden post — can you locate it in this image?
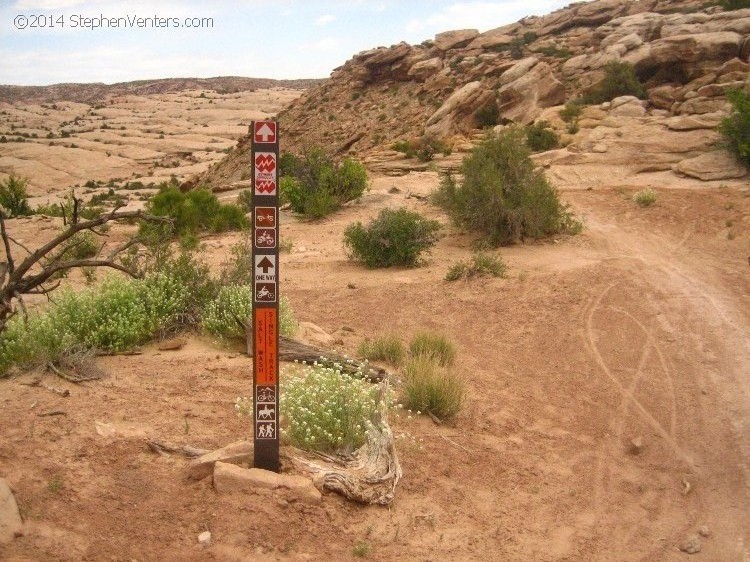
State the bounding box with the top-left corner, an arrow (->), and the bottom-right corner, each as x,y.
251,120 -> 280,472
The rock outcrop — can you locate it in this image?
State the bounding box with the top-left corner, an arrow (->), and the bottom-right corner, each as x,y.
197,0 -> 749,188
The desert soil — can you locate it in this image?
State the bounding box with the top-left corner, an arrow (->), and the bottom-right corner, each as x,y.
1,93 -> 750,562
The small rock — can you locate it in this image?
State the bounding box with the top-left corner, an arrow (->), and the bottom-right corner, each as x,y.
698,525 -> 711,538
0,479 -> 23,544
188,440 -> 253,481
213,462 -> 322,505
592,143 -> 608,153
198,530 -> 211,546
679,535 -> 701,554
158,337 -> 186,351
627,436 -> 644,455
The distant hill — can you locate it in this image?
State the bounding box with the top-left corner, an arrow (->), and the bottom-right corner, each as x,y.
0,77 -> 325,104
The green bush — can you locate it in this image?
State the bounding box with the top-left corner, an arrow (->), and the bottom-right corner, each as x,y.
344,208 -> 441,268
475,100 -> 500,128
559,100 -> 583,129
510,37 -> 525,59
142,184 -> 248,239
0,272 -> 192,374
583,61 -> 645,104
719,89 -> 750,167
633,188 -> 657,207
277,361 -> 381,453
358,334 -> 405,366
434,127 -> 580,246
525,121 -> 559,152
281,148 -> 368,218
409,331 -> 456,367
402,355 -> 465,421
237,189 -> 253,213
0,175 -> 32,217
719,0 -> 750,9
391,137 -> 451,160
446,252 -> 507,281
203,287 -> 296,341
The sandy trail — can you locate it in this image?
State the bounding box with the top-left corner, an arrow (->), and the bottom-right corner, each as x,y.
0,181 -> 748,561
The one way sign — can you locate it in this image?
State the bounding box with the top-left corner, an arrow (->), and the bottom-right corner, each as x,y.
254,121 -> 277,144
254,254 -> 276,282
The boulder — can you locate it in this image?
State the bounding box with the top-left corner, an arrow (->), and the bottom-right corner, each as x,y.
0,479 -> 22,544
424,68 -> 453,91
675,151 -> 748,180
434,29 -> 479,51
188,440 -> 253,481
626,32 -> 742,74
499,57 -> 539,86
296,321 -> 335,348
497,61 -> 566,124
664,113 -> 725,130
676,96 -> 730,115
649,85 -> 681,110
467,31 -> 514,51
408,57 -> 443,81
425,81 -> 496,137
213,462 -> 322,505
609,96 -> 647,117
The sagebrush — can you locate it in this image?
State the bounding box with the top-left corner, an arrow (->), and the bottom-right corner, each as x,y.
434,127 -> 581,246
719,89 -> 750,167
280,148 -> 368,218
344,208 -> 441,268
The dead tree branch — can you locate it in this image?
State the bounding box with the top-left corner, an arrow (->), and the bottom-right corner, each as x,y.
0,208 -> 170,332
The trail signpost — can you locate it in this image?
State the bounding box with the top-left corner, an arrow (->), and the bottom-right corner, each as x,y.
251,120 -> 280,472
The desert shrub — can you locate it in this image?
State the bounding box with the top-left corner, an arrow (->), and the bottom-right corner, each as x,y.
434,127 -> 581,246
54,230 -> 99,262
150,253 -> 217,325
409,331 -> 456,367
358,334 -> 405,365
633,188 -> 657,207
583,61 -> 645,104
203,287 -> 296,341
559,99 -> 583,134
279,152 -> 301,178
525,120 -> 559,152
0,272 -> 191,374
0,175 -> 32,217
510,37 -> 525,59
142,184 -> 248,239
445,252 -> 507,281
344,208 -> 441,268
719,0 -> 750,9
282,148 -> 368,219
475,100 -> 500,128
718,89 -> 750,167
402,355 -> 465,421
276,361 -> 381,453
237,189 -> 253,213
392,137 -> 451,161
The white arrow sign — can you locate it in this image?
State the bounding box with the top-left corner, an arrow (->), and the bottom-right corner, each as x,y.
254,122 -> 276,143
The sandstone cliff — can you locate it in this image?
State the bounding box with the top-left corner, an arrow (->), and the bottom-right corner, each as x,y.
198,0 -> 749,189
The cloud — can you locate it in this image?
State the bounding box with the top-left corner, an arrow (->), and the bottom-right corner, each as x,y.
300,36 -> 339,51
14,0 -> 88,8
314,14 -> 335,26
405,1 -> 564,35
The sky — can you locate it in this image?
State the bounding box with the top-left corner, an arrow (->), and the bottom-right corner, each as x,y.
0,0 -> 573,86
